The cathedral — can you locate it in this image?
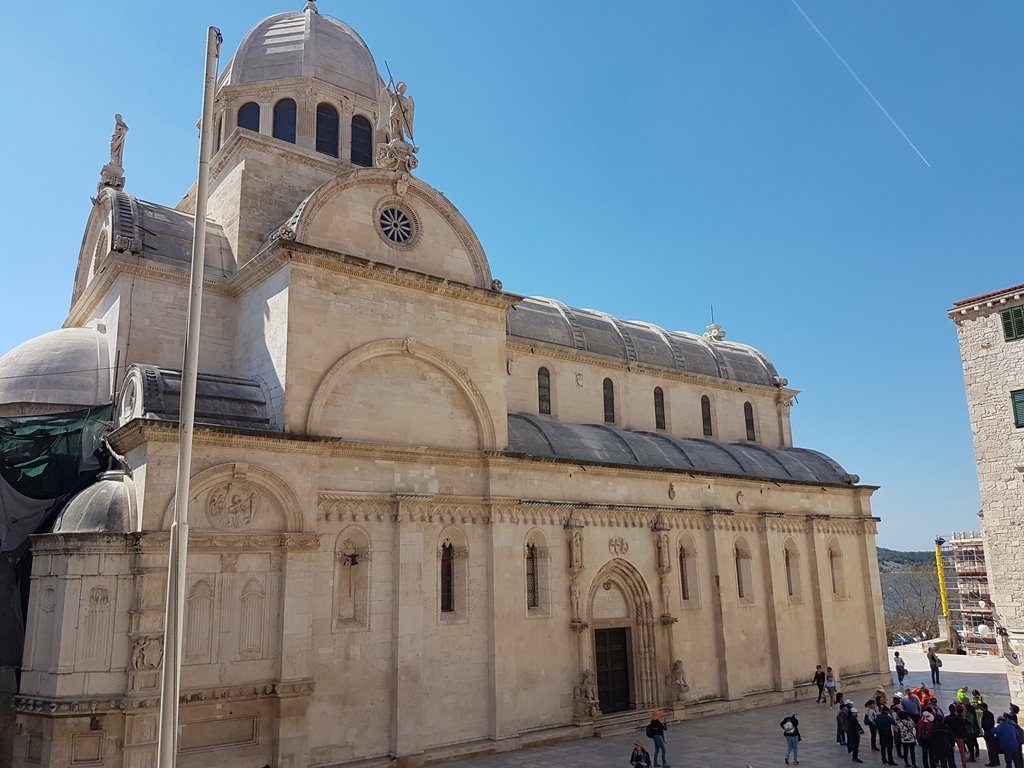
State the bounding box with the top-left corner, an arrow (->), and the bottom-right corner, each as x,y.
1,4 -> 890,766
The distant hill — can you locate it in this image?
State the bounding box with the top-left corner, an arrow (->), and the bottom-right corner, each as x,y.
877,547 -> 934,567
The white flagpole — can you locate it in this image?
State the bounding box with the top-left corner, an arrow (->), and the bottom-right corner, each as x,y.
157,25 -> 221,768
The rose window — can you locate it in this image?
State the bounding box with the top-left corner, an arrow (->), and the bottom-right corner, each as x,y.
378,207 -> 414,245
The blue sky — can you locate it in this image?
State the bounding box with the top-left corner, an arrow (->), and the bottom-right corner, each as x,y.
1,1 -> 1020,549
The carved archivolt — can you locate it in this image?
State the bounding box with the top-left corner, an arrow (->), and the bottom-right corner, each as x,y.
292,168 -> 492,288
305,338 -> 497,450
162,462 -> 304,533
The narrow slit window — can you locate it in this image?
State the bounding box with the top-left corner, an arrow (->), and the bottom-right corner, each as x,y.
351,115 -> 373,167
679,549 -> 690,601
603,378 -> 615,423
538,367 -> 551,415
785,549 -> 794,597
440,543 -> 454,613
654,387 -> 666,430
237,102 -> 260,133
735,553 -> 745,599
701,395 -> 713,437
525,544 -> 539,609
272,98 -> 297,144
316,102 -> 340,157
744,401 -> 756,441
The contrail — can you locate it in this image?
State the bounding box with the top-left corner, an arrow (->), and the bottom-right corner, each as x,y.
791,0 -> 931,168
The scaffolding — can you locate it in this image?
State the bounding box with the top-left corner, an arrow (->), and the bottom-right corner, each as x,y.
938,532 -> 999,656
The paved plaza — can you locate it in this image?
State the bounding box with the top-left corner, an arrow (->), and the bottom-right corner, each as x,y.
435,649 -> 1012,768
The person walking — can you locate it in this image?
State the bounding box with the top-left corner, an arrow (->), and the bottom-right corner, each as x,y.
896,651 -> 908,688
848,705 -> 866,763
878,705 -> 898,766
826,667 -> 839,709
781,714 -> 801,765
866,700 -> 880,751
630,741 -> 653,768
814,665 -> 827,704
980,704 -> 998,767
646,710 -> 669,768
927,648 -> 942,687
897,711 -> 920,768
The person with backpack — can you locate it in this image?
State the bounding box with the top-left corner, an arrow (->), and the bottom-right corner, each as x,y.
918,711 -> 935,768
897,710 -> 920,768
781,714 -> 801,765
878,705 -> 898,766
646,710 -> 668,768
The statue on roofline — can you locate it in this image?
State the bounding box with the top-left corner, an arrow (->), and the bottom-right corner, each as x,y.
377,79 -> 419,173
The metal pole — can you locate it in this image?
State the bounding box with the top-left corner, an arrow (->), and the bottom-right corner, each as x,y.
157,25 -> 221,768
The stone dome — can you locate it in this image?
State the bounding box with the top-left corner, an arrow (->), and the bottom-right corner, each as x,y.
220,4 -> 382,100
53,470 -> 136,534
0,325 -> 111,413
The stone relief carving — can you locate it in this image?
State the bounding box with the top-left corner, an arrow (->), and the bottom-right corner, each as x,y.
656,532 -> 671,572
208,481 -> 260,530
666,659 -> 690,702
608,537 -> 629,556
573,669 -> 601,720
130,636 -> 163,671
568,526 -> 584,573
81,586 -> 111,663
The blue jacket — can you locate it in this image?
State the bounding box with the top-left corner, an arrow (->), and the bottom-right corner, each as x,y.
994,722 -> 1020,751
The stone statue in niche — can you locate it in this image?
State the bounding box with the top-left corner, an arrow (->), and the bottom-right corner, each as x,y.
666,659 -> 689,702
569,528 -> 584,572
656,532 -> 671,571
208,481 -> 260,530
573,669 -> 601,720
131,636 -> 163,671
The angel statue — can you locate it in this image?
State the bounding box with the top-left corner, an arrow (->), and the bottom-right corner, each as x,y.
378,80 -> 415,145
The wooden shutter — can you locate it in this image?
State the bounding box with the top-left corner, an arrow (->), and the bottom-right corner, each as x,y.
1012,390 -> 1024,428
1003,307 -> 1024,341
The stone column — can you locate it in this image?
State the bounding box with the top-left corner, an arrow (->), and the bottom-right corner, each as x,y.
391,497 -> 425,766
704,511 -> 733,700
757,512 -> 785,691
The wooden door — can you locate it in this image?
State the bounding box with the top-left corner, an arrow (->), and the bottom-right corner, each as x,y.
594,627 -> 631,713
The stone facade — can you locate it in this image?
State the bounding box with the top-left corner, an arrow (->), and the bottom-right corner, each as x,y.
1,4 -> 891,766
949,283 -> 1024,697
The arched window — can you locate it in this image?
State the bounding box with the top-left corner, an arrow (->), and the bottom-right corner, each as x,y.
701,395 -> 713,437
214,115 -> 223,152
273,98 -> 297,143
440,542 -> 455,613
654,387 -> 666,430
239,578 -> 265,656
744,401 -> 756,441
237,102 -> 260,133
525,543 -> 539,609
537,367 -> 552,415
316,102 -> 340,157
603,378 -> 615,423
734,538 -> 753,602
678,538 -> 699,605
351,114 -> 373,166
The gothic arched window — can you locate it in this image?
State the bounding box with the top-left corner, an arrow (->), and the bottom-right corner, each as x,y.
316,102 -> 340,157
237,102 -> 260,133
744,401 -> 756,441
538,367 -> 551,415
440,542 -> 455,613
701,395 -> 713,437
525,543 -> 539,609
351,114 -> 373,167
603,378 -> 615,424
654,387 -> 666,430
273,98 -> 297,144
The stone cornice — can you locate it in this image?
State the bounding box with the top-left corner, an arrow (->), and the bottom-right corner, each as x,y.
948,287 -> 1024,321
506,339 -> 798,398
30,531 -> 321,555
108,419 -> 874,495
65,252 -> 231,328
234,241 -> 520,310
15,678 -> 315,717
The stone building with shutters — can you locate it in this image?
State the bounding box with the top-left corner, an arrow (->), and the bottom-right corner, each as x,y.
949,283 -> 1024,697
1,3 -> 890,766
